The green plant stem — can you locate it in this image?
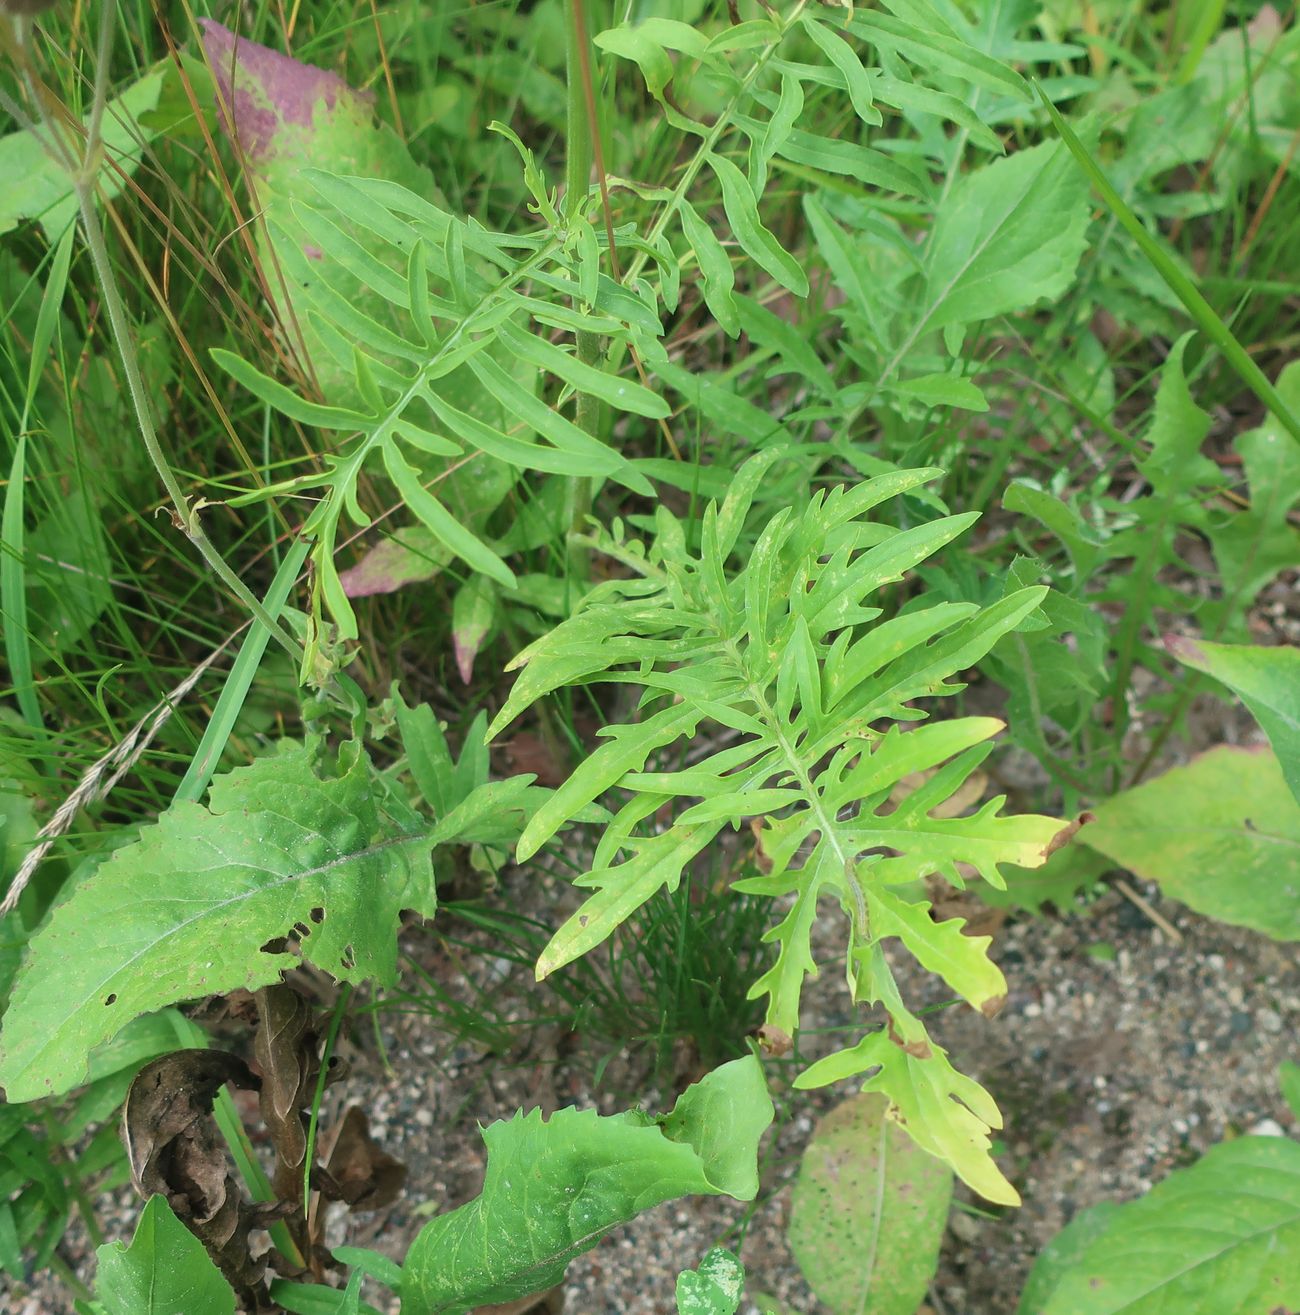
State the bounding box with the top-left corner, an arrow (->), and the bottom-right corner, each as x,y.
1039,84 -> 1300,448
302,984 -> 352,1213
564,0 -> 599,578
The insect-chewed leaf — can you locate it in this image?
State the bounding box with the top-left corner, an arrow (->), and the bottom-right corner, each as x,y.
0,743 -> 438,1103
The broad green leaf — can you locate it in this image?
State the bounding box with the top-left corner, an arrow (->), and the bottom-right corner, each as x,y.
788,1094 -> 952,1315
94,1195 -> 234,1315
916,137 -> 1090,336
676,1248 -> 744,1315
1165,637 -> 1300,803
1029,1137 -> 1300,1314
1080,745 -> 1300,941
1016,1203 -> 1122,1315
889,372 -> 989,411
796,1029 -> 1017,1205
0,743 -> 437,1101
401,1056 -> 774,1314
0,70 -> 166,239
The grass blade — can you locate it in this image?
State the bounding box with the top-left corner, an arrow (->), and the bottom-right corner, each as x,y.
172,538 -> 310,806
2,225 -> 77,729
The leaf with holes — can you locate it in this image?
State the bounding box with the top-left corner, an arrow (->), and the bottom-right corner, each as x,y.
0,742 -> 438,1102
788,1094 -> 952,1315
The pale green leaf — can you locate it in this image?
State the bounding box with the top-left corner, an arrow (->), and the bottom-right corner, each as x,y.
1029,1138 -> 1300,1314
1165,638 -> 1300,803
0,70 -> 166,239
796,1030 -> 1017,1205
918,137 -> 1090,335
789,1094 -> 952,1315
676,1249 -> 744,1315
1080,745 -> 1300,940
866,887 -> 1006,1014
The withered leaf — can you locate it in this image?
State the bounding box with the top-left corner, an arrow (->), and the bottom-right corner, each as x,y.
318,1106 -> 406,1212
123,1049 -> 258,1214
253,984 -> 317,1181
123,1050 -> 283,1310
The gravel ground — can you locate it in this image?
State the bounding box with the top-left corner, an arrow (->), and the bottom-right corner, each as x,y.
5,603 -> 1297,1315
11,860 -> 1296,1315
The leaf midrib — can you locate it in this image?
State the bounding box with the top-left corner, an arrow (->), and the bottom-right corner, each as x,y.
4,824 -> 431,1091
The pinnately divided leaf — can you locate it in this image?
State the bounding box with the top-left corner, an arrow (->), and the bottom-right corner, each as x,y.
489,453 -> 1064,1201
0,743 -> 444,1102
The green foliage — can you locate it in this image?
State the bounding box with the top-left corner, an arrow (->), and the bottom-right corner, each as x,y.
490,451 -> 1061,1200
676,1248 -> 745,1315
0,738 -> 531,1101
1020,1136 -> 1300,1314
1080,746 -> 1300,940
5,0 -> 1300,1305
1165,637 -> 1300,803
92,1195 -> 235,1315
788,1094 -> 952,1315
402,1055 -> 773,1314
0,1105 -> 69,1280
0,69 -> 167,240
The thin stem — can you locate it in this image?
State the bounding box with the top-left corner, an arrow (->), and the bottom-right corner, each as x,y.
564,0 -> 600,577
